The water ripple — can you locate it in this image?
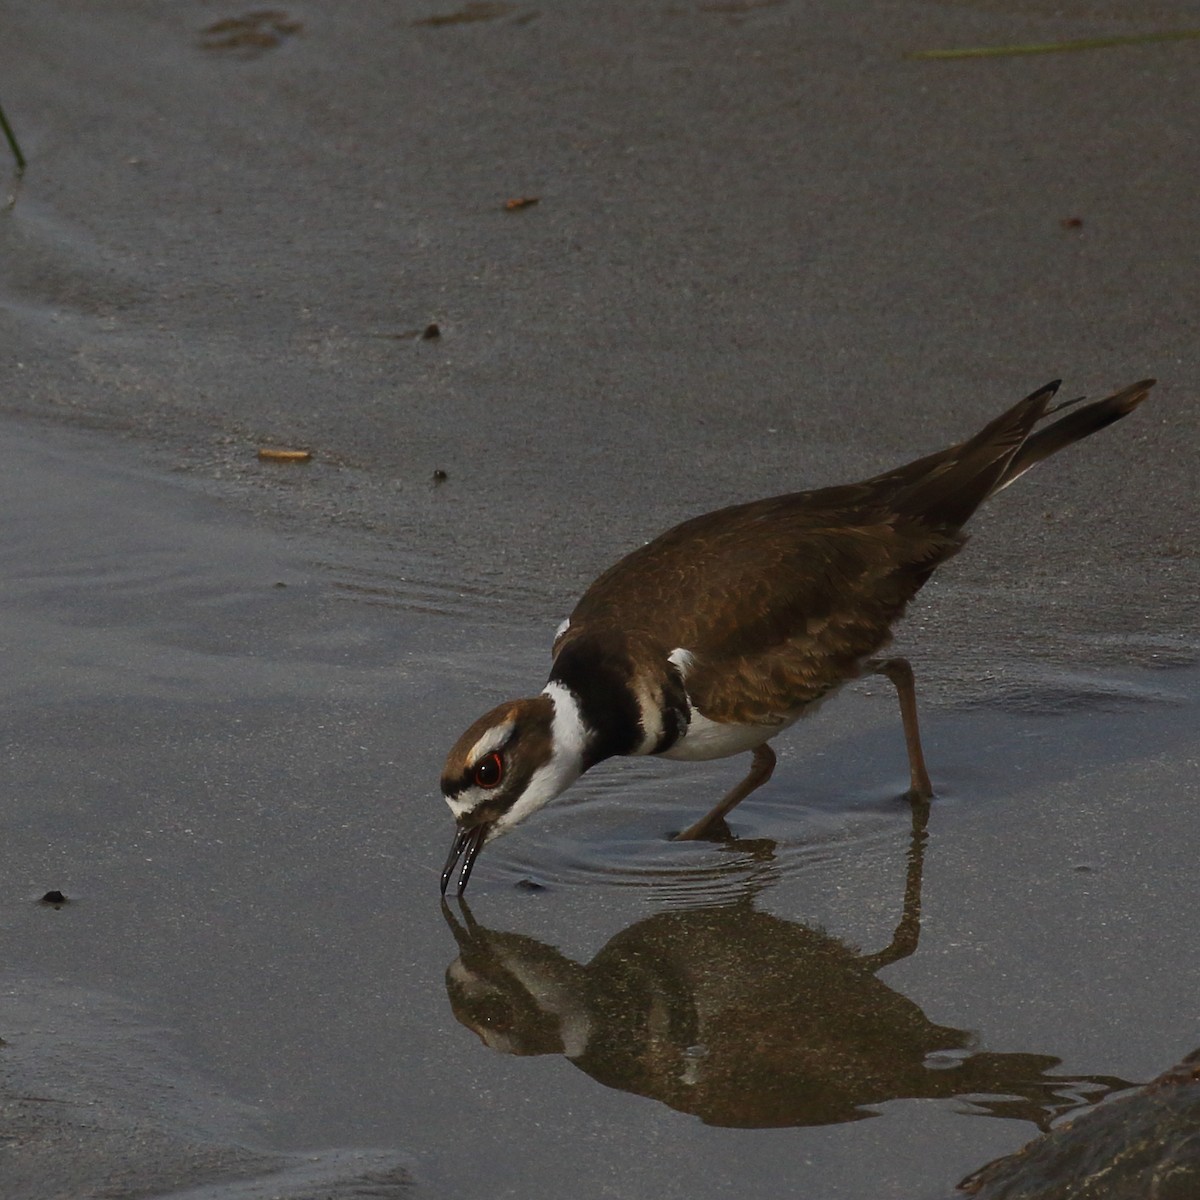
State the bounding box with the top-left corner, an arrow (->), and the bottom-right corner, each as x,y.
479,767 -> 921,907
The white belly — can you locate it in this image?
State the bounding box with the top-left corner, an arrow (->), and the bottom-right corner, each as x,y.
656,707 -> 801,762
656,648 -> 843,763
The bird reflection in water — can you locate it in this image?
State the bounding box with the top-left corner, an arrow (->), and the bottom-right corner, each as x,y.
443,802 -> 1127,1128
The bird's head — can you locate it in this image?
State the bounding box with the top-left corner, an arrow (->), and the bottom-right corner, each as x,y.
440,683 -> 587,895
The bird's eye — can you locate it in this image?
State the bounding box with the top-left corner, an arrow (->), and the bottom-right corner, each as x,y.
473,751 -> 504,790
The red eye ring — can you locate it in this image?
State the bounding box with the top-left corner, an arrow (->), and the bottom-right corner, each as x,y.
473,751 -> 504,790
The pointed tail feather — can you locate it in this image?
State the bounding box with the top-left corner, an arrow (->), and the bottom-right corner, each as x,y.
891,380 -> 1061,528
995,379 -> 1155,492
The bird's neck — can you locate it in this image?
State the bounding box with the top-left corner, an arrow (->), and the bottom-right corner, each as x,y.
548,632 -> 689,765
489,681 -> 589,839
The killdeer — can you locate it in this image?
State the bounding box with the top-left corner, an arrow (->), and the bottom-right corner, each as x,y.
440,378 -> 1155,895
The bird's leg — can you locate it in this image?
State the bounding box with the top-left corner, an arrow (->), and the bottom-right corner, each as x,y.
673,743 -> 776,842
867,656 -> 934,800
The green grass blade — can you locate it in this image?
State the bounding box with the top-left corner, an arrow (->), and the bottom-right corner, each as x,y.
0,99 -> 26,171
909,29 -> 1200,60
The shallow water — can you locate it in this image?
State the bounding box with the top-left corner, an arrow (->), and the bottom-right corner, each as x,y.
1,422 -> 1196,1199
2,1 -> 1199,1194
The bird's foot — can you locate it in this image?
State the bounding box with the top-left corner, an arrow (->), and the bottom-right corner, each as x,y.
671,816 -> 734,843
902,784 -> 934,807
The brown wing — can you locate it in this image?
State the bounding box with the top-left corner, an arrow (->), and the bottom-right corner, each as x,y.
559,383 -> 1064,724
567,501 -> 964,723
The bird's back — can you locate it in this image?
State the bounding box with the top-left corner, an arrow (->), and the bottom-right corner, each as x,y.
557,382 -> 1067,723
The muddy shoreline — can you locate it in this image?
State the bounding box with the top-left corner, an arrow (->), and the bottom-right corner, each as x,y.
2,3 -> 1198,1196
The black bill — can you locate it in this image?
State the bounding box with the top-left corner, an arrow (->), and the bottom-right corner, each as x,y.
440,823 -> 488,896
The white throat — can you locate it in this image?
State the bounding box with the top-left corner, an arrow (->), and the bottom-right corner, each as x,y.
490,681 -> 588,838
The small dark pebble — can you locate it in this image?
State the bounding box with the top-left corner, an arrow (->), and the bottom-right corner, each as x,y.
273,580 -> 288,588
515,878 -> 546,892
40,890 -> 68,906
1060,216 -> 1084,229
421,322 -> 441,339
432,468 -> 449,484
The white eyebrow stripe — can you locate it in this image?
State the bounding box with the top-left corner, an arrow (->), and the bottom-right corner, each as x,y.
467,718 -> 515,765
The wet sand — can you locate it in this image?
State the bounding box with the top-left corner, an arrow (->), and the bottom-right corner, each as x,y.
1,2 -> 1198,1197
